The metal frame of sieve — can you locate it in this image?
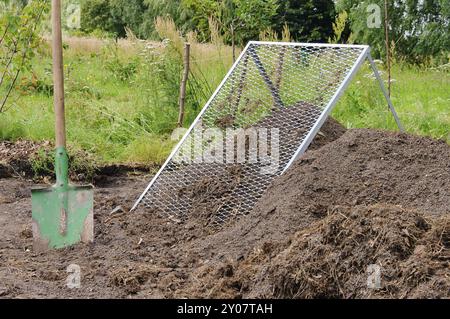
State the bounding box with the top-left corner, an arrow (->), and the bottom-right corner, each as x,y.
131,42 -> 403,224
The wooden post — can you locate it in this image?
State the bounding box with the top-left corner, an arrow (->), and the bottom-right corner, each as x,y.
52,0 -> 66,148
177,43 -> 190,127
384,0 -> 391,98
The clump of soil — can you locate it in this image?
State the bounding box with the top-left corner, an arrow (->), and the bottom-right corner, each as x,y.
196,129 -> 450,260
307,117 -> 346,150
0,140 -> 52,178
264,206 -> 448,298
179,164 -> 244,229
214,114 -> 235,129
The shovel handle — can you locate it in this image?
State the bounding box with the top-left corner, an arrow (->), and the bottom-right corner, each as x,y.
52,0 -> 65,148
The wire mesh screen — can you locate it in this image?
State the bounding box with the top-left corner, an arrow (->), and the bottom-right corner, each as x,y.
136,42 -> 367,227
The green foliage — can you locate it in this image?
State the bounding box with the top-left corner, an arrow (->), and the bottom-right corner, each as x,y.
78,0 -> 337,48
109,0 -> 146,36
336,0 -> 450,64
133,38 -> 208,133
80,0 -> 191,39
182,0 -> 278,44
104,44 -> 139,81
181,0 -> 219,41
235,0 -> 278,42
30,146 -> 98,180
328,10 -> 351,44
140,0 -> 190,38
136,46 -> 184,133
0,114 -> 25,140
0,0 -> 49,112
29,148 -> 56,177
1,2 -> 448,166
332,62 -> 450,141
76,0 -> 448,66
121,133 -> 174,164
18,72 -> 53,96
80,0 -> 124,36
4,38 -> 449,167
274,0 -> 335,42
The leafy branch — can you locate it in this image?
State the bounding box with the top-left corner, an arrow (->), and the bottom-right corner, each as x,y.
0,0 -> 49,113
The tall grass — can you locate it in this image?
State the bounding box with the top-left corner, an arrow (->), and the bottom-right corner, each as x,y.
0,25 -> 448,167
0,19 -> 236,165
332,61 -> 450,142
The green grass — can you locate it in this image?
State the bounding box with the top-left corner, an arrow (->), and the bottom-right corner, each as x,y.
0,39 -> 231,165
0,38 -> 448,167
333,62 -> 450,141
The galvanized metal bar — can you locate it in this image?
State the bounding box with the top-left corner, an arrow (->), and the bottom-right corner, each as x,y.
367,52 -> 404,132
281,46 -> 370,174
130,42 -> 253,211
249,41 -> 368,49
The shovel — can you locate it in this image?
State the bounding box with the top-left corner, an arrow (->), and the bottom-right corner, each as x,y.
31,0 -> 93,251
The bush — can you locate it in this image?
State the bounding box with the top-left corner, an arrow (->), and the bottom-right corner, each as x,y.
80,0 -> 125,37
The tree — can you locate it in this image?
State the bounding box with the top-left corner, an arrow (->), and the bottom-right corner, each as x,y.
80,0 -> 124,36
273,0 -> 336,42
0,0 -> 49,112
407,0 -> 450,64
233,0 -> 278,42
109,0 -> 146,37
81,0 -> 191,39
181,0 -> 221,41
337,0 -> 450,64
181,0 -> 278,44
140,0 -> 191,38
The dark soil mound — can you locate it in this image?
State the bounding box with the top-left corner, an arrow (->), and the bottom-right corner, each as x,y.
1,128 -> 448,299
178,128 -> 450,298
255,102 -> 346,152
186,204 -> 449,298
262,204 -> 449,299
162,115 -> 346,231
307,116 -> 346,150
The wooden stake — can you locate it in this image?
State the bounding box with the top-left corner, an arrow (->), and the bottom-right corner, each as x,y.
384,0 -> 391,98
177,43 -> 190,127
52,0 -> 66,147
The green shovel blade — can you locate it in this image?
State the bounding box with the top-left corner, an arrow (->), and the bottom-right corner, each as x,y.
31,185 -> 93,250
31,147 -> 93,251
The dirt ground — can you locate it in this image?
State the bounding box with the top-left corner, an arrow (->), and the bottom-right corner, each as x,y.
0,122 -> 449,299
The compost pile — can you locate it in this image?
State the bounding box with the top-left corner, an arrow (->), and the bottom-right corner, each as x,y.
172,107 -> 346,230
0,125 -> 449,299
175,128 -> 450,298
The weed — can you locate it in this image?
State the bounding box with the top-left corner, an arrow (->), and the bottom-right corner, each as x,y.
30,146 -> 98,181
